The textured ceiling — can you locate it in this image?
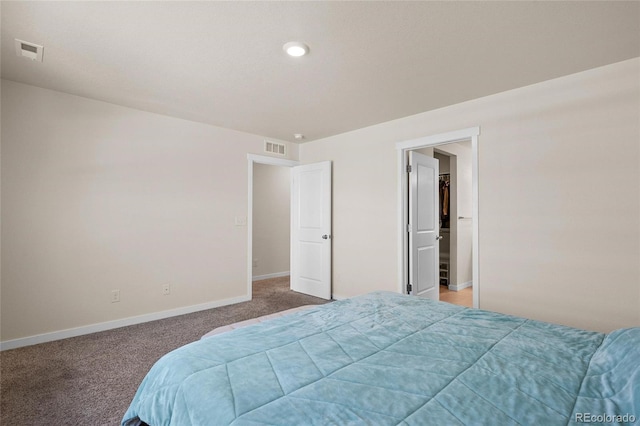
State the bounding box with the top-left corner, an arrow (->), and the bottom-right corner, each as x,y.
2,1 -> 639,142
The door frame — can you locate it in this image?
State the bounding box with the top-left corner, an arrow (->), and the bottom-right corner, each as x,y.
246,154 -> 299,299
396,127 -> 480,308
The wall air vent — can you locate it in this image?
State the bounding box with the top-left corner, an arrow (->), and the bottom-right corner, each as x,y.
15,39 -> 44,62
264,140 -> 286,156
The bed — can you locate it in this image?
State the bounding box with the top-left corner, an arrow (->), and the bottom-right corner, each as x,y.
122,292 -> 639,425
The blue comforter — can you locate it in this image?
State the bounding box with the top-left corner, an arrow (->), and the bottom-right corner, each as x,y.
122,292 -> 640,425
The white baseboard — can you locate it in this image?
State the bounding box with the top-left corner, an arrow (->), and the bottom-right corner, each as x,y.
448,281 -> 472,291
252,271 -> 290,281
0,294 -> 251,351
331,293 -> 347,301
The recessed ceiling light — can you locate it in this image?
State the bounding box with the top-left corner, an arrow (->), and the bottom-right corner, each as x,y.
283,42 -> 309,57
294,134 -> 305,141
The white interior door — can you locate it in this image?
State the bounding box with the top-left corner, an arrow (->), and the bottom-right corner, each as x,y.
408,151 -> 440,300
291,161 -> 332,300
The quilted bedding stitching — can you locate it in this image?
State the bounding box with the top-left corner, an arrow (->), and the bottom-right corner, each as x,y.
121,292 -> 635,426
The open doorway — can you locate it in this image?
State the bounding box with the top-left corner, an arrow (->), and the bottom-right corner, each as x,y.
246,155 -> 299,299
434,145 -> 473,307
247,154 -> 333,301
252,163 -> 291,282
396,127 -> 479,308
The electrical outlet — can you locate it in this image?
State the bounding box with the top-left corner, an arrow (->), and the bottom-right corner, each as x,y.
111,289 -> 120,303
253,259 -> 258,268
162,284 -> 171,296
234,216 -> 247,226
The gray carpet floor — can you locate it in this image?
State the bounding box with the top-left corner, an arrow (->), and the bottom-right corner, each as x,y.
0,277 -> 328,425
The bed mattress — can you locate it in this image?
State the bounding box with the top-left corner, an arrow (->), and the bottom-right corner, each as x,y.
122,292 -> 639,425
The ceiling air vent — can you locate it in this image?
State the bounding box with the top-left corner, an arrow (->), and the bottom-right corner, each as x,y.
15,39 -> 44,62
264,140 -> 286,156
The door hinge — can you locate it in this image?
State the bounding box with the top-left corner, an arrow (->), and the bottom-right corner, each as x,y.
407,283 -> 413,294
406,164 -> 412,173
406,223 -> 412,233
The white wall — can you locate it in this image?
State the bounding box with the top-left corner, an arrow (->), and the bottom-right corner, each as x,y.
0,80 -> 295,344
434,151 -> 450,174
2,58 -> 638,344
299,58 -> 640,332
252,164 -> 290,279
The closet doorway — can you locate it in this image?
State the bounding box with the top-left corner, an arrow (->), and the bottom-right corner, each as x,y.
397,127 -> 479,309
434,147 -> 473,307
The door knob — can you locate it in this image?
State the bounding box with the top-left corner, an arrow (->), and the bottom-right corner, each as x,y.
436,235 -> 443,241
322,234 -> 331,240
